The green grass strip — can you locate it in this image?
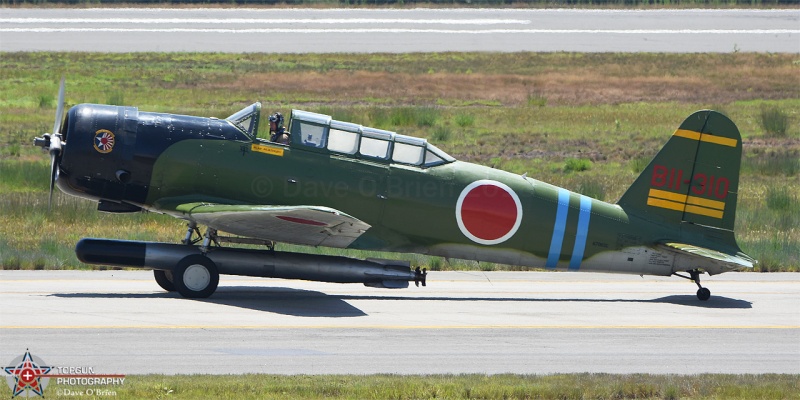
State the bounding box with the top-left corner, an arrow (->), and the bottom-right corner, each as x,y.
30,373 -> 800,399
1,52 -> 797,271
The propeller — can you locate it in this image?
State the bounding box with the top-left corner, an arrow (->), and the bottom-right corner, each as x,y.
34,77 -> 66,210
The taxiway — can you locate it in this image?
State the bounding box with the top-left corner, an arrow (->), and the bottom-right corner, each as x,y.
1,270 -> 797,374
1,8 -> 798,52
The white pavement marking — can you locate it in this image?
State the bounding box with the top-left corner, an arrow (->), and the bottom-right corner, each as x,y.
3,28 -> 797,34
0,18 -> 532,25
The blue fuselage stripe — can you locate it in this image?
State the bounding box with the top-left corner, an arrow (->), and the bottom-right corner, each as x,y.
546,188 -> 570,268
569,195 -> 593,270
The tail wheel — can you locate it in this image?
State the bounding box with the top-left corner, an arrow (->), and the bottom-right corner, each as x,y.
153,269 -> 176,292
174,255 -> 219,298
673,270 -> 712,301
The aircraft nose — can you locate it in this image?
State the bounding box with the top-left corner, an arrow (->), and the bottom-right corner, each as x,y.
47,103 -> 147,205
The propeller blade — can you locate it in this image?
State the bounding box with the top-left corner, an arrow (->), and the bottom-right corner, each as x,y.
49,152 -> 57,211
53,76 -> 65,136
47,77 -> 65,211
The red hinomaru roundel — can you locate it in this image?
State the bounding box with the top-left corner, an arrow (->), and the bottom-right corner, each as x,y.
455,180 -> 523,245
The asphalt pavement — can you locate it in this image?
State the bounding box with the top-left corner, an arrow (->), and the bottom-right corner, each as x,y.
1,270 -> 797,375
1,8 -> 798,52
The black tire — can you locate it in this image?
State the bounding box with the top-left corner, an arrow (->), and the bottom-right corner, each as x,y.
173,255 -> 219,299
153,269 -> 176,292
697,287 -> 711,301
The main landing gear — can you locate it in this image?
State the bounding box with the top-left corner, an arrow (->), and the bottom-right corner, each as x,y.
148,222 -> 220,298
173,222 -> 268,299
673,269 -> 711,301
154,256 -> 219,298
172,254 -> 219,298
146,221 -> 425,298
154,222 -> 279,298
153,270 -> 175,292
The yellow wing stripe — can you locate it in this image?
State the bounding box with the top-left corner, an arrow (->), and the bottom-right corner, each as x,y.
674,129 -> 737,148
647,189 -> 725,219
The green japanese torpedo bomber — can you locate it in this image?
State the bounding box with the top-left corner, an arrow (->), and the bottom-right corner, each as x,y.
34,80 -> 756,300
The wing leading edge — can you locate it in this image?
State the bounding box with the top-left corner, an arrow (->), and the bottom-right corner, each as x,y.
170,203 -> 371,248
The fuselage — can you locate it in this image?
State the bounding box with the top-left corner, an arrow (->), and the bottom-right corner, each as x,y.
55,103 -> 729,278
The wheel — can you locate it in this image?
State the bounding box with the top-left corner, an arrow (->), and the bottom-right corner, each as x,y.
696,287 -> 711,301
153,269 -> 176,292
173,255 -> 219,299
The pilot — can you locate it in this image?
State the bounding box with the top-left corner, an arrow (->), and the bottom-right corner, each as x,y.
269,113 -> 290,145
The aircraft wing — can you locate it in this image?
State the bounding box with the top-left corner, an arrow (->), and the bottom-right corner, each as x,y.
169,203 -> 371,248
659,242 -> 755,275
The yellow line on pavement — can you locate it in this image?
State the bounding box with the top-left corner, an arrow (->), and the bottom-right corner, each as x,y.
1,325 -> 798,330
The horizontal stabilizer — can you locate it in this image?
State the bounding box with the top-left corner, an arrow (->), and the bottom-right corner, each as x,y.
659,242 -> 755,274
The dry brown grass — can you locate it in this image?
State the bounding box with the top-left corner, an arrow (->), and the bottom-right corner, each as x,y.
5,52 -> 794,108
214,63 -> 798,106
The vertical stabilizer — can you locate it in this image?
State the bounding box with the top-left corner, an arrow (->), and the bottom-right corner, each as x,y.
618,110 -> 742,233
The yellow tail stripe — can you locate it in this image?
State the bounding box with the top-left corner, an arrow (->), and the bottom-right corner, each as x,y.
647,189 -> 725,219
685,204 -> 724,219
674,129 -> 737,148
649,188 -> 687,203
674,129 -> 701,141
686,195 -> 725,211
699,134 -> 738,147
647,197 -> 685,212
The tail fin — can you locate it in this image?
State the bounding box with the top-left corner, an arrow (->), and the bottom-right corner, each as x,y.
618,110 -> 742,236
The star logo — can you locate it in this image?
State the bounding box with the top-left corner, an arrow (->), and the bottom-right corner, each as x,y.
93,129 -> 115,154
4,350 -> 51,398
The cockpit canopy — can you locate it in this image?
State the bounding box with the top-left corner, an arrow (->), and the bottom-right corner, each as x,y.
288,109 -> 455,168
225,103 -> 455,168
226,102 -> 261,137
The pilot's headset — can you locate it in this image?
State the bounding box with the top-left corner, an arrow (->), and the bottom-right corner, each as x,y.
271,112 -> 284,129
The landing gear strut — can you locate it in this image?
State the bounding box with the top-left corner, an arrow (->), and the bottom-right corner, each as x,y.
182,222 -> 202,245
414,266 -> 427,287
673,269 -> 711,301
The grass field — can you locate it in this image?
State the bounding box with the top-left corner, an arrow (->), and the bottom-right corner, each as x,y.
0,52 -> 798,271
14,373 -> 799,399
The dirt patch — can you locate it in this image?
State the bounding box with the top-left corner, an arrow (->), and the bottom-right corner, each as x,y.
209,68 -> 797,106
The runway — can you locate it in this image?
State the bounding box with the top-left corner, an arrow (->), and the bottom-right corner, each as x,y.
1,8 -> 798,52
1,270 -> 798,375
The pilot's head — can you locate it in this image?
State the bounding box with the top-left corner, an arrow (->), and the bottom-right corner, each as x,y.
268,113 -> 284,130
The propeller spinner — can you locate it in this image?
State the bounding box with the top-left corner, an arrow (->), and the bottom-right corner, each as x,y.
33,77 -> 66,210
